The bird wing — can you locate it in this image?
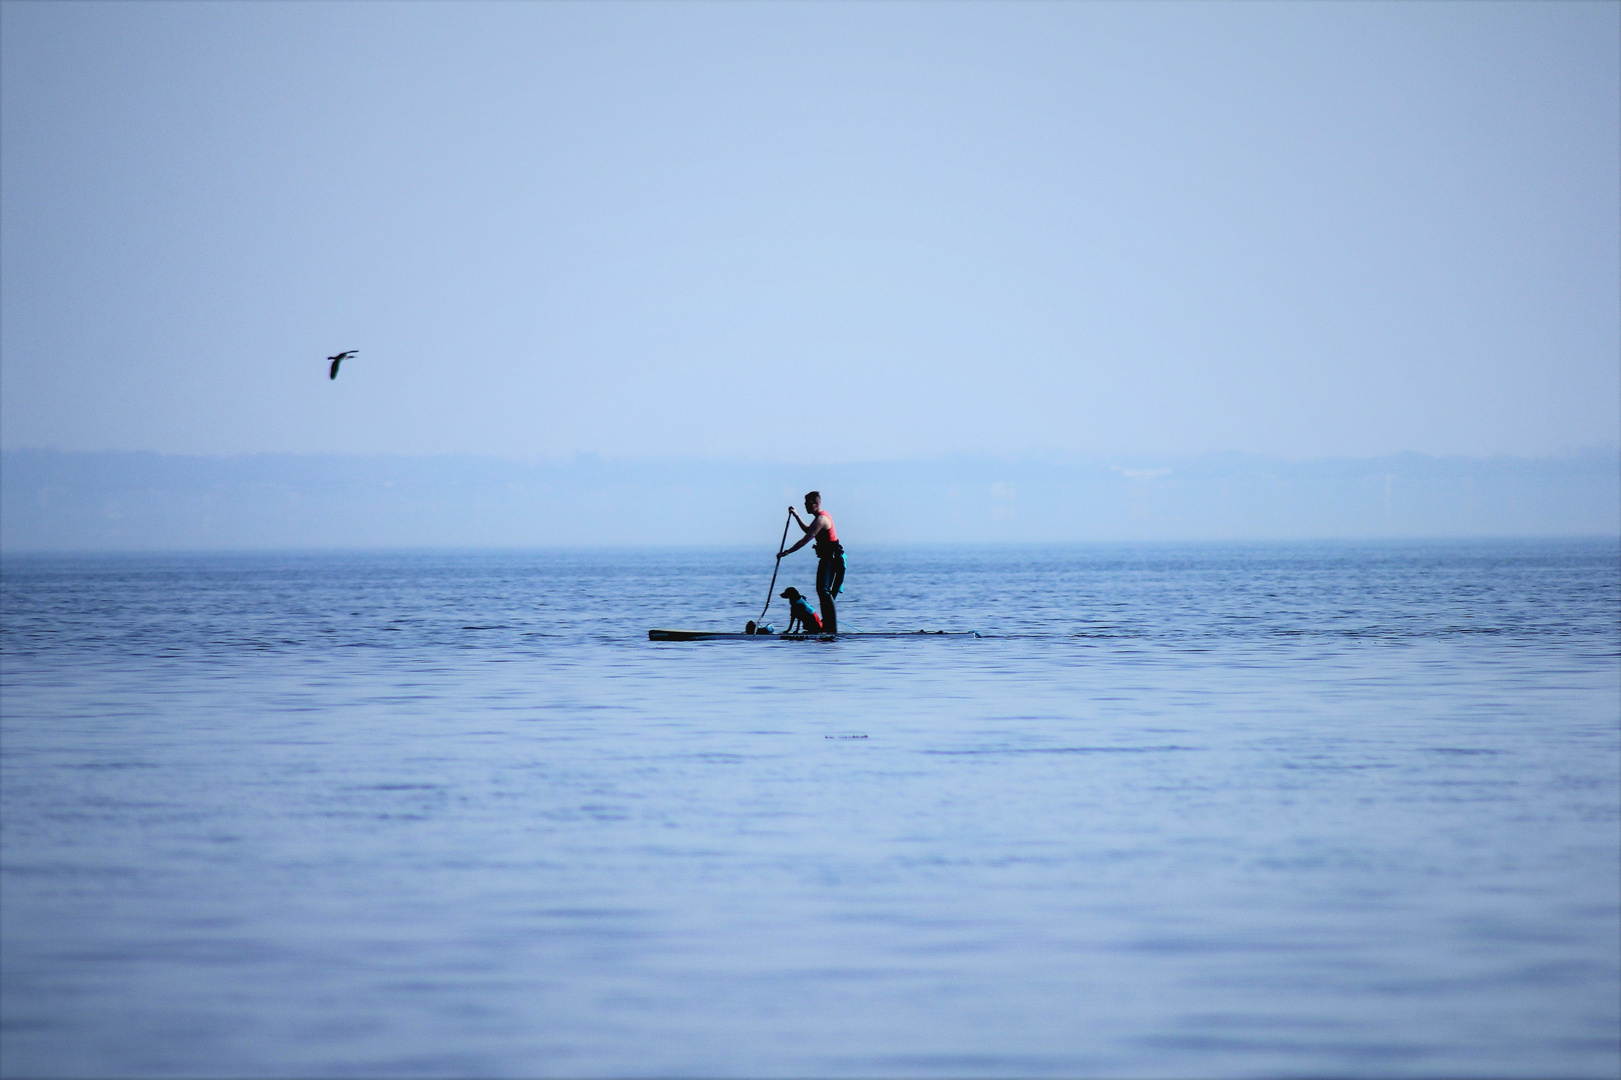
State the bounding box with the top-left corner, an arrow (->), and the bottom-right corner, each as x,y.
329,358 -> 341,379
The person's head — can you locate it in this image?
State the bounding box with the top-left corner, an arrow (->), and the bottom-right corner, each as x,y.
804,491 -> 821,513
781,587 -> 804,602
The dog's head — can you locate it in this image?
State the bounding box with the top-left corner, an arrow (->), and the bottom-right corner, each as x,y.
780,587 -> 803,603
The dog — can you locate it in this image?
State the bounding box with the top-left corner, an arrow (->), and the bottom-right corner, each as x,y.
780,587 -> 823,634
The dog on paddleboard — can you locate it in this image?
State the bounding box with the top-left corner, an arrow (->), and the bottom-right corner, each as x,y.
780,587 -> 823,634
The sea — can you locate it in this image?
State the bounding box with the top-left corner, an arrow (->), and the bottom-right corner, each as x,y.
2,539 -> 1617,1078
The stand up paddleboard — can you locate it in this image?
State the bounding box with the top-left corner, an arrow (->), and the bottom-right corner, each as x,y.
649,629 -> 980,641
653,509 -> 982,642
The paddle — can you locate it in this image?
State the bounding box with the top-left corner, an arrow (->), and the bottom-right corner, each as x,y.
755,508 -> 794,626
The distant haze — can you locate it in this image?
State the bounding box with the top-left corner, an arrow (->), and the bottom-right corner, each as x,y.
4,449 -> 1614,551
2,2 -> 1617,463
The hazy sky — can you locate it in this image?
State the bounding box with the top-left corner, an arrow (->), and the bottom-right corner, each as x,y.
3,1 -> 1616,462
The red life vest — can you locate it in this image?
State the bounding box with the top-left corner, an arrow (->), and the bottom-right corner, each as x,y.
812,510 -> 842,558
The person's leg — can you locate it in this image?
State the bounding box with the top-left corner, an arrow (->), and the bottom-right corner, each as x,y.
815,558 -> 835,633
816,556 -> 845,634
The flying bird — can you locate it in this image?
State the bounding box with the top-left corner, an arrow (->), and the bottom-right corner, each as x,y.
327,350 -> 357,380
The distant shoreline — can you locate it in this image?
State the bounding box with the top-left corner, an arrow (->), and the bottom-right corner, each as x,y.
4,448 -> 1617,553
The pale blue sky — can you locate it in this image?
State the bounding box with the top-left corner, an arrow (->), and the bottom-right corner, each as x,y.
3,1 -> 1616,462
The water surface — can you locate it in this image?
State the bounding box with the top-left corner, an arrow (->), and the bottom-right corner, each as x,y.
3,541 -> 1617,1076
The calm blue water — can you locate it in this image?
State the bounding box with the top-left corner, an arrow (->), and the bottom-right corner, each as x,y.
2,540 -> 1618,1077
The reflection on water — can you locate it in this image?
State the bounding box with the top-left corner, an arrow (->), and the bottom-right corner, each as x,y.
2,541 -> 1617,1076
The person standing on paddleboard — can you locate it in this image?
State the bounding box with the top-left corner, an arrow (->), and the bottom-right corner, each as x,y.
779,491 -> 845,634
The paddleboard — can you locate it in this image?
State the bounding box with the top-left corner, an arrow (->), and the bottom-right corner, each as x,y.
648,629 -> 980,641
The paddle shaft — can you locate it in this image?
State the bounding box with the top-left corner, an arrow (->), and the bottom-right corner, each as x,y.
759,509 -> 794,622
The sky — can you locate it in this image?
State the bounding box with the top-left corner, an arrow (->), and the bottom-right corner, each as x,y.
2,1 -> 1616,464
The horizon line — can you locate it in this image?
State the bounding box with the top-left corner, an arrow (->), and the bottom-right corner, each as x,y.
6,535 -> 1619,558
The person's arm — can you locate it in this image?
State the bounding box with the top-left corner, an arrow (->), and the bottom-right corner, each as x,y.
779,510 -> 820,558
